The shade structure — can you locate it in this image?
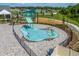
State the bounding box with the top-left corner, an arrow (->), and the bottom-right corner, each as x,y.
0,9 -> 11,15
0,9 -> 11,20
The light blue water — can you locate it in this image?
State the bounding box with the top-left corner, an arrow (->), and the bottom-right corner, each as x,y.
21,25 -> 58,41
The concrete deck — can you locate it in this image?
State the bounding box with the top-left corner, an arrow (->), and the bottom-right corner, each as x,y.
14,24 -> 68,56
0,24 -> 29,56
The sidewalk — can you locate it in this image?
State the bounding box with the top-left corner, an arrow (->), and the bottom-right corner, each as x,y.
0,24 -> 29,56
65,22 -> 79,32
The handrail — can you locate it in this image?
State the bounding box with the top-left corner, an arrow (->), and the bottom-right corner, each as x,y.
12,22 -> 37,56
12,21 -> 73,56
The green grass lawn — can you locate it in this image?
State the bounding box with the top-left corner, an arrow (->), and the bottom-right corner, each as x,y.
38,13 -> 79,27
10,12 -> 79,27
59,14 -> 79,27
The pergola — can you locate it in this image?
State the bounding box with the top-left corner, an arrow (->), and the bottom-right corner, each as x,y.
0,9 -> 11,20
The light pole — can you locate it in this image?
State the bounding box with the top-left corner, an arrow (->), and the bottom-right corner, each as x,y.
36,12 -> 38,24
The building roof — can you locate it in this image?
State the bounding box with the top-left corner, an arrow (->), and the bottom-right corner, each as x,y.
0,9 -> 11,15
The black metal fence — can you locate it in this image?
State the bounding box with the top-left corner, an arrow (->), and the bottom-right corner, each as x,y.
12,22 -> 73,56
12,24 -> 37,56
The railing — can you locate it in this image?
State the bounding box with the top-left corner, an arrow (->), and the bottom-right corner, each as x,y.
12,23 -> 37,56
12,21 -> 73,56
64,25 -> 73,47
53,24 -> 73,47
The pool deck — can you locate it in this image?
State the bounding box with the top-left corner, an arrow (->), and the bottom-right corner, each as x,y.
14,24 -> 68,56
0,24 -> 29,56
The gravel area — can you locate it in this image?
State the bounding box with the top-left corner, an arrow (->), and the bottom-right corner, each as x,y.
0,24 -> 29,56
14,24 -> 68,56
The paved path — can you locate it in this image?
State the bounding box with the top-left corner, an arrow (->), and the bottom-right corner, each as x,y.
14,24 -> 68,56
0,24 -> 29,56
65,22 -> 79,32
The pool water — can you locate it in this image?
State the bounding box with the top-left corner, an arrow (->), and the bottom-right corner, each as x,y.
21,25 -> 58,41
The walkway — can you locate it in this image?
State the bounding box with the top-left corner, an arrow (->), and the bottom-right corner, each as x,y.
0,24 -> 29,56
65,22 -> 79,32
14,24 -> 68,56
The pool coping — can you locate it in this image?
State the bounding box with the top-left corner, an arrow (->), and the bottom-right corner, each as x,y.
13,23 -> 69,56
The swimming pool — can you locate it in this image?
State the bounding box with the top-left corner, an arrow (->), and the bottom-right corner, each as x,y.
21,25 -> 58,41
